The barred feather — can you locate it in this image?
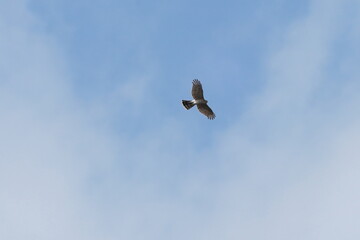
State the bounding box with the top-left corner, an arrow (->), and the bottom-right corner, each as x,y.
182,100 -> 195,110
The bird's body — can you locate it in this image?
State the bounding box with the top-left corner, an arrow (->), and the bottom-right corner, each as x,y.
182,79 -> 216,120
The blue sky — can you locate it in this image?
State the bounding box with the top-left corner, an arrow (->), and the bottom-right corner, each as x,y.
1,0 -> 360,239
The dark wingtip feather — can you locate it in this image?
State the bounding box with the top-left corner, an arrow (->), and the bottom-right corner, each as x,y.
208,114 -> 216,120
192,79 -> 201,85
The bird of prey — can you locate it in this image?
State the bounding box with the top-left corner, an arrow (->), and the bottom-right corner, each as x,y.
182,79 -> 216,120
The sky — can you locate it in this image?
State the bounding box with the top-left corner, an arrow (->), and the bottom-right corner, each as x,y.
1,0 -> 360,239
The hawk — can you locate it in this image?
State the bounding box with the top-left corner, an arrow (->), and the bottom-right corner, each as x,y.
182,79 -> 216,120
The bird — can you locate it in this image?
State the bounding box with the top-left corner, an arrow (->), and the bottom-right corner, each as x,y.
182,79 -> 216,120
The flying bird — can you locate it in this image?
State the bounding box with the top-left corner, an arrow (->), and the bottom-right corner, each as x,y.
182,79 -> 216,120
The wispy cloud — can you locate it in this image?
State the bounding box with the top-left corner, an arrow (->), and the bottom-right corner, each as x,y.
1,0 -> 360,239
0,2 -> 116,239
211,0 -> 360,239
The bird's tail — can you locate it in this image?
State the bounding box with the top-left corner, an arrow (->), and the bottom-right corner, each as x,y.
182,100 -> 195,110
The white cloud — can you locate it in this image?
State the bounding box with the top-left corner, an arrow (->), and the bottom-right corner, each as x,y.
1,0 -> 360,239
208,0 -> 360,239
0,1 -> 117,239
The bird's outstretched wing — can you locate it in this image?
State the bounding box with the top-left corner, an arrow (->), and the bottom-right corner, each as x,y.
197,104 -> 216,120
192,79 -> 204,100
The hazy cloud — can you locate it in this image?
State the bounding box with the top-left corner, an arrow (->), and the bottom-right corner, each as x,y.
1,0 -> 360,239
